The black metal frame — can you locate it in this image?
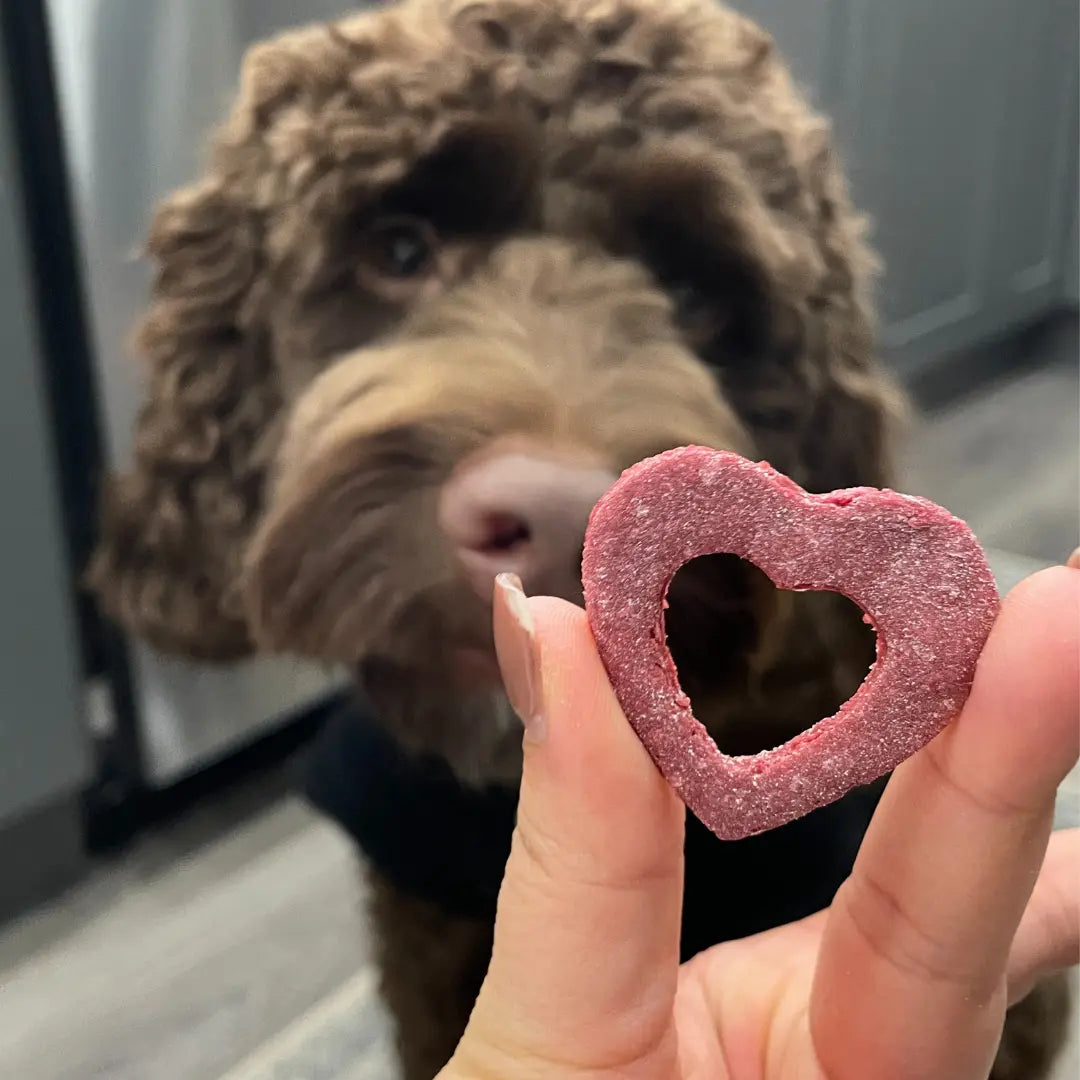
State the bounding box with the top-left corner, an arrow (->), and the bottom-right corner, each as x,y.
0,0 -> 149,847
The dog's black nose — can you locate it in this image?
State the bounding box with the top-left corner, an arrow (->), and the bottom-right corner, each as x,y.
439,441 -> 616,604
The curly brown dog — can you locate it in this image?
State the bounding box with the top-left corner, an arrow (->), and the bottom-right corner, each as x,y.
88,2 -> 1070,1077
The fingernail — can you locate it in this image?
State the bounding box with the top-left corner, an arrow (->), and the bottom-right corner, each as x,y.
1068,547 -> 1080,570
493,573 -> 545,741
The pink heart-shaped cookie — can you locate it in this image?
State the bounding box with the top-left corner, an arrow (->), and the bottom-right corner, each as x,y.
582,446 -> 1000,841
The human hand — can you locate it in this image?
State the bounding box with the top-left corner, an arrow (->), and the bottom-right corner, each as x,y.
440,565 -> 1079,1080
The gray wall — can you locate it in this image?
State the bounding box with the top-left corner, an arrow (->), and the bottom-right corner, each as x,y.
1066,191 -> 1079,307
738,0 -> 1079,368
0,73 -> 89,830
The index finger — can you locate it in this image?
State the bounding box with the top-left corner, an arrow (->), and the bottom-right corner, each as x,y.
812,566 -> 1080,1080
463,587 -> 685,1076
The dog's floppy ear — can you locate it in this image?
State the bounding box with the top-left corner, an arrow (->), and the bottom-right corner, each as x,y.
612,138 -> 904,494
87,173 -> 278,662
87,15 -> 370,661
85,42 -> 293,662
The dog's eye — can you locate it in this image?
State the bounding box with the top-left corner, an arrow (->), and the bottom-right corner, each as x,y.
669,282 -> 702,313
363,216 -> 438,279
661,278 -> 726,350
669,280 -> 711,320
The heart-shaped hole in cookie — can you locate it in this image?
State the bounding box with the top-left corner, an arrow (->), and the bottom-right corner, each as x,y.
663,553 -> 875,757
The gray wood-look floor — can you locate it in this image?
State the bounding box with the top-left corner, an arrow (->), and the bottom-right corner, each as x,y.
0,780 -> 381,1080
1,332 -> 1077,1080
900,318 -> 1078,565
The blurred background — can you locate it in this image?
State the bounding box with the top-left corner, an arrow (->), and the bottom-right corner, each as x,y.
0,1 -> 1076,1077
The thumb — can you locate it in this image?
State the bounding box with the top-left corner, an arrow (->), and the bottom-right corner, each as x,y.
457,574 -> 685,1075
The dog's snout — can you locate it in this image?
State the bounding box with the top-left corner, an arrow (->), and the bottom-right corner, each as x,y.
439,446 -> 616,603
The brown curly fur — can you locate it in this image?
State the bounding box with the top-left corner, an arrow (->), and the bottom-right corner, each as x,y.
87,1 -> 1070,1077
368,868 -> 494,1080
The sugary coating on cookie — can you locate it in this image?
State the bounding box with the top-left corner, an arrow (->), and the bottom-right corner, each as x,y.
582,446 -> 1000,840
